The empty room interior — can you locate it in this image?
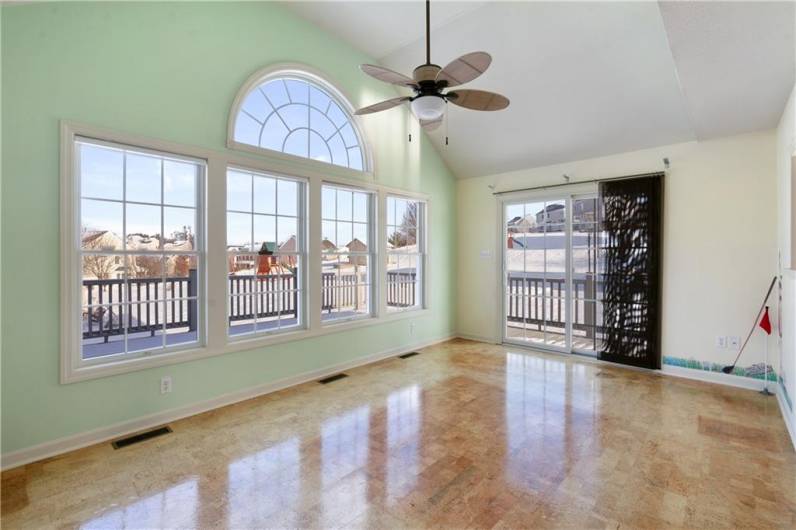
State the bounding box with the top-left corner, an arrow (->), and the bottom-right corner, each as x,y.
2,0 -> 796,528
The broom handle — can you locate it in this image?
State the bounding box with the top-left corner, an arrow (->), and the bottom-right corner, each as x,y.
732,276 -> 777,366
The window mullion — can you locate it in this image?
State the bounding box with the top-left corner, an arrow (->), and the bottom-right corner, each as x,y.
122,151 -> 129,354
206,157 -> 228,351
377,190 -> 387,317
308,179 -> 323,330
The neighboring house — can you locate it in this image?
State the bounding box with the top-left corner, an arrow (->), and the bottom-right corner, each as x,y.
81,231 -> 124,282
228,246 -> 257,272
127,233 -> 160,250
321,238 -> 336,252
535,203 -> 566,227
527,202 -> 597,232
507,214 -> 538,233
278,235 -> 298,268
346,238 -> 368,266
572,199 -> 597,229
81,229 -> 123,252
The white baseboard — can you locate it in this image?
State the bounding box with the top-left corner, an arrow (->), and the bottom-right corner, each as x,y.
1,334 -> 455,471
457,334 -> 774,392
776,385 -> 796,451
460,334 -> 796,449
455,332 -> 499,344
661,364 -> 767,391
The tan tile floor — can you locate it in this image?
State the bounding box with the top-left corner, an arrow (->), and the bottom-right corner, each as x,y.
2,339 -> 795,529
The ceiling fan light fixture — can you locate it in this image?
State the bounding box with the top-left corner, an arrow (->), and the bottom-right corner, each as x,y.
411,95 -> 446,121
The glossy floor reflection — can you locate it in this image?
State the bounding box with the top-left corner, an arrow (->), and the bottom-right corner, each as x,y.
3,339 -> 795,529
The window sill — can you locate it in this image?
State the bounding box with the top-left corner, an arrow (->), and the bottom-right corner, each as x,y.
62,308 -> 431,384
386,306 -> 424,318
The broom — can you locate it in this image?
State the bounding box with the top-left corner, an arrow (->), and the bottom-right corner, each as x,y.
721,276 -> 777,374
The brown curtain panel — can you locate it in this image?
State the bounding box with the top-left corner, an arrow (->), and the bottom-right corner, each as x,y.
598,173 -> 664,369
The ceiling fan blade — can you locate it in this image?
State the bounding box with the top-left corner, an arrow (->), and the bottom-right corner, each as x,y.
360,64 -> 418,88
420,116 -> 443,131
436,52 -> 492,88
355,96 -> 411,115
447,89 -> 509,111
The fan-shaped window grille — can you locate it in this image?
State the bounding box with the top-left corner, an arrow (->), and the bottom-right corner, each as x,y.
232,75 -> 365,171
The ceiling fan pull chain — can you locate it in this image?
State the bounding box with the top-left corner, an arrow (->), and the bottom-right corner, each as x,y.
445,103 -> 449,146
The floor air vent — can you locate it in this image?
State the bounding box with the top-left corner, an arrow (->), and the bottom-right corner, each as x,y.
111,426 -> 172,449
319,373 -> 348,384
398,352 -> 420,359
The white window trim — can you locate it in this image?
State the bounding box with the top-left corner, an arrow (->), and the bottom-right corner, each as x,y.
385,194 -> 428,314
319,181 -> 378,326
61,122 -> 214,383
227,63 -> 376,182
60,121 -> 431,384
225,165 -> 309,341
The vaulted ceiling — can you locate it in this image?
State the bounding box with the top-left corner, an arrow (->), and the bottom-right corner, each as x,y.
285,1 -> 795,178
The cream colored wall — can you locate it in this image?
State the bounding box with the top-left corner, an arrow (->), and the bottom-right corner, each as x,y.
457,130 -> 778,375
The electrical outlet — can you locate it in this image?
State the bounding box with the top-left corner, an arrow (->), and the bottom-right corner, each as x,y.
409,322 -> 416,336
716,336 -> 727,348
728,336 -> 741,350
160,376 -> 172,394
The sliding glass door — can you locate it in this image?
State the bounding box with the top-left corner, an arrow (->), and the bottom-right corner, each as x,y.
502,191 -> 603,355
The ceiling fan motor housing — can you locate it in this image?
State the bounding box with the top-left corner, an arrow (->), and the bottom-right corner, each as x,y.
413,64 -> 441,83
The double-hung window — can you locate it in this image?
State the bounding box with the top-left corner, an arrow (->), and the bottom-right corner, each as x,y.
226,168 -> 306,337
75,137 -> 205,364
386,196 -> 426,311
320,184 -> 375,322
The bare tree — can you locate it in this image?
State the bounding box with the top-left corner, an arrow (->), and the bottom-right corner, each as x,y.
129,256 -> 162,279
83,255 -> 117,280
388,202 -> 418,247
172,255 -> 192,277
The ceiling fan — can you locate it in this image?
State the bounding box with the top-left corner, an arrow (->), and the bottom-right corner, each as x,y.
354,0 -> 509,131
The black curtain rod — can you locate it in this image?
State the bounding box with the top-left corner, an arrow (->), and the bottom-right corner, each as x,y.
491,171 -> 666,196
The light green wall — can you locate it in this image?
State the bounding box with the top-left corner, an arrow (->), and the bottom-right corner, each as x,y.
1,2 -> 457,454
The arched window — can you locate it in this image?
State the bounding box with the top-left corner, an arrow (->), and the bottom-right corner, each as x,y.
230,68 -> 367,171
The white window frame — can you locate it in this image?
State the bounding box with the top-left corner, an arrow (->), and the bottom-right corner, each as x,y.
61,97 -> 429,383
385,195 -> 427,313
225,166 -> 309,340
61,124 -> 209,382
319,182 -> 377,325
227,63 -> 375,182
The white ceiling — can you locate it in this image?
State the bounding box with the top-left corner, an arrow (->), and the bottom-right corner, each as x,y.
285,1 -> 795,178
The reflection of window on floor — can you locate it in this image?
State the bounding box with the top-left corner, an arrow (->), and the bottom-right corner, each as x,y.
386,385 -> 422,498
227,437 -> 301,527
321,405 -> 370,485
82,479 -> 198,529
319,405 -> 371,523
321,184 -> 374,323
